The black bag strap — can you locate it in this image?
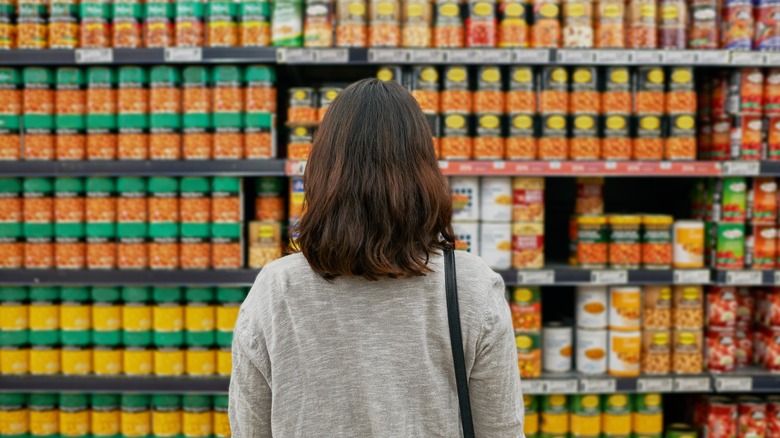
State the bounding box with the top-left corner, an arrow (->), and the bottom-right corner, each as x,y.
444,248 -> 475,438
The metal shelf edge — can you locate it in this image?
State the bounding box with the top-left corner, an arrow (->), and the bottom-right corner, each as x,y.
0,376 -> 230,393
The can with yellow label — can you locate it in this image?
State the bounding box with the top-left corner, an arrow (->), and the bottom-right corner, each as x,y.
122,287 -> 153,346
59,394 -> 90,438
541,394 -> 569,437
0,393 -> 29,438
30,393 -> 58,438
185,287 -> 215,346
602,394 -> 633,438
0,287 -> 29,346
0,347 -> 29,375
213,395 -> 231,438
60,287 -> 91,347
92,287 -> 122,346
570,395 -> 602,438
152,395 -> 182,438
91,394 -> 120,438
29,286 -> 59,346
29,346 -> 60,375
61,346 -> 92,376
183,395 -> 213,438
633,393 -> 663,436
523,395 -> 539,437
121,394 -> 151,438
154,287 -> 184,346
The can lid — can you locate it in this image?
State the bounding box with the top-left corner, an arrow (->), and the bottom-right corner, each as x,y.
153,287 -> 182,303
121,393 -> 151,409
86,222 -> 115,238
212,66 -> 243,85
55,222 -> 85,239
212,222 -> 241,239
0,286 -> 28,301
255,177 -> 282,195
29,286 -> 59,301
245,65 -> 275,83
118,66 -> 148,84
122,286 -> 151,302
0,67 -> 20,86
181,222 -> 210,238
24,222 -> 54,238
56,67 -> 84,87
116,177 -> 147,193
148,222 -> 179,238
642,214 -> 674,225
180,177 -> 210,194
608,215 -> 641,225
116,222 -> 147,238
23,177 -> 53,193
29,393 -> 58,407
0,393 -> 26,406
148,176 -> 179,194
85,177 -> 116,193
23,67 -> 53,85
152,394 -> 182,409
213,394 -> 229,409
91,393 -> 120,408
59,393 -> 89,408
217,287 -> 247,303
0,177 -> 22,193
185,287 -> 214,302
0,222 -> 23,238
182,66 -> 210,84
92,286 -> 120,302
577,215 -> 607,225
212,177 -> 240,193
61,286 -> 90,302
182,394 -> 212,409
150,65 -> 180,84
87,66 -> 116,85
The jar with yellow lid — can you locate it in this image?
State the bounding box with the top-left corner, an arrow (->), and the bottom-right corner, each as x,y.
608,215 -> 641,269
577,215 -> 608,268
641,215 -> 673,269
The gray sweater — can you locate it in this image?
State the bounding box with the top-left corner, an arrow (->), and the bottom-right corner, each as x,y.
228,251 -> 524,437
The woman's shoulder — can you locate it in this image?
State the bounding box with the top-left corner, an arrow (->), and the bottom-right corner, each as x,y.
453,250 -> 503,285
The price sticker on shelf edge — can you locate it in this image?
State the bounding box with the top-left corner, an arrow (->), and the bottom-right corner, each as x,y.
316,49 -> 349,63
590,270 -> 628,284
513,49 -> 551,64
75,48 -> 113,64
595,50 -> 632,64
446,49 -> 482,63
580,378 -> 616,394
633,50 -> 662,64
715,377 -> 752,392
662,51 -> 690,64
766,52 -> 780,67
522,380 -> 546,394
558,50 -> 596,64
722,161 -> 760,176
732,51 -> 765,66
278,48 -> 316,63
164,47 -> 202,62
637,378 -> 673,393
725,270 -> 763,285
774,271 -> 780,285
695,50 -> 729,65
517,270 -> 555,285
368,49 -> 409,63
409,49 -> 445,63
674,269 -> 710,284
546,379 -> 578,394
674,377 -> 711,392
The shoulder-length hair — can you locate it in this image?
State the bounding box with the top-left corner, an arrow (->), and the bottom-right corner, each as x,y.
295,78 -> 454,280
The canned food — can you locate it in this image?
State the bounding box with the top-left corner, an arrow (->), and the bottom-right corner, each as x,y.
570,395 -> 601,437
512,222 -> 544,269
642,329 -> 671,375
666,423 -> 698,438
672,328 -> 703,374
738,397 -> 767,438
746,225 -> 776,270
642,215 -> 673,270
749,178 -> 778,224
673,285 -> 703,328
764,327 -> 780,372
576,286 -> 607,329
609,215 -> 641,269
479,222 -> 511,270
512,177 -> 544,222
543,323 -> 572,373
577,216 -> 608,268
608,330 -> 640,377
452,222 -> 479,254
575,177 -> 604,216
541,395 -> 569,436
480,177 -> 512,222
673,220 -> 705,268
767,396 -> 780,437
517,331 -> 542,378
633,393 -> 663,436
450,177 -> 480,221
707,287 -> 738,328
602,394 -> 633,436
712,222 -> 746,270
644,285 -> 672,329
523,395 -> 539,436
609,286 -> 641,331
576,327 -> 607,374
706,328 -> 736,373
735,325 -> 753,367
511,287 -> 542,332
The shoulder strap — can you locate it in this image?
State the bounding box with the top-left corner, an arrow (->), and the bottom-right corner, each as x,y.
444,248 -> 476,438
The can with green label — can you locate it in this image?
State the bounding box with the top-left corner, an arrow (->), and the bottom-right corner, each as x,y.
713,222 -> 746,269
29,286 -> 60,376
541,394 -> 569,438
185,287 -> 216,376
664,424 -> 697,438
570,394 -> 601,438
523,395 -> 539,438
602,394 -> 633,438
0,393 -> 28,438
633,393 -> 663,438
120,394 -> 151,438
91,394 -> 120,438
122,286 -> 153,376
152,395 -> 182,438
29,393 -> 58,438
92,286 -> 122,375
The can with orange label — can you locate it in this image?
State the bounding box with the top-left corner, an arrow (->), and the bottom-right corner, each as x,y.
609,286 -> 641,331
608,330 -> 640,377
673,220 -> 705,268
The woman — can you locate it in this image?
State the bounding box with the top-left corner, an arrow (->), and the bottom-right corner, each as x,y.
229,78 -> 523,437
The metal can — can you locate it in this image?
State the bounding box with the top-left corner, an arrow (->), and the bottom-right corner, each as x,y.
576,328 -> 607,374
672,328 -> 703,374
673,220 -> 705,268
570,395 -> 601,438
480,177 -> 512,222
523,395 -> 539,437
707,287 -> 738,328
666,423 -> 698,438
609,286 -> 641,331
673,285 -> 704,328
633,393 -> 663,436
450,177 -> 480,221
735,324 -> 753,367
706,328 -> 737,373
713,222 -> 746,270
576,286 -> 607,329
641,329 -> 671,375
767,396 -> 780,437
746,225 -> 777,270
479,222 -> 511,270
543,322 -> 572,373
602,394 -> 633,437
512,222 -> 544,269
764,326 -> 780,372
452,221 -> 479,255
608,330 -> 640,377
541,395 -> 570,437
644,285 -> 672,329
512,177 -> 544,222
511,287 -> 542,332
738,397 -> 767,438
516,331 -> 542,378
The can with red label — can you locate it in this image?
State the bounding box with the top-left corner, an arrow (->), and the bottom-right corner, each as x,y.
767,396 -> 780,437
764,326 -> 780,371
706,397 -> 738,438
746,225 -> 777,270
710,116 -> 731,161
738,396 -> 767,438
707,287 -> 738,328
764,289 -> 780,327
736,288 -> 755,325
767,116 -> 780,161
727,69 -> 764,116
765,69 -> 780,116
705,328 -> 736,373
735,324 -> 754,367
731,115 -> 763,160
756,325 -> 767,365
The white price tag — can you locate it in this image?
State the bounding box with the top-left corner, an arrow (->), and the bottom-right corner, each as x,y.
715,377 -> 752,392
438,160 -> 450,170
596,50 -> 632,64
517,270 -> 555,285
725,270 -> 763,285
723,161 -> 760,176
278,48 -> 317,63
774,271 -> 780,285
514,49 -> 551,64
732,51 -> 765,66
315,49 -> 349,63
164,47 -> 202,62
695,50 -> 729,65
637,378 -> 673,393
766,52 -> 780,67
291,161 -> 306,176
663,51 -> 691,64
445,49 -> 482,63
673,269 -> 711,284
549,161 -> 562,170
674,377 -> 711,392
545,379 -> 579,394
633,50 -> 663,64
557,50 -> 596,64
605,161 -> 617,170
590,270 -> 628,284
481,49 -> 512,64
368,49 -> 409,63
492,161 -> 506,170
522,380 -> 547,394
75,48 -> 113,64
409,49 -> 445,63
660,161 -> 672,170
580,379 -> 616,394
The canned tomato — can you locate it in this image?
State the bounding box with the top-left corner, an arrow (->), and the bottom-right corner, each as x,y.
644,285 -> 672,329
576,286 -> 607,329
746,225 -> 777,270
543,322 -> 572,373
511,287 -> 542,332
633,393 -> 663,436
516,331 -> 542,378
749,178 -> 778,224
641,329 -> 671,375
736,288 -> 755,325
541,395 -> 569,437
706,328 -> 736,373
769,118 -> 780,161
575,177 -> 604,216
479,222 -> 511,270
738,397 -> 767,438
576,328 -> 607,374
767,396 -> 780,437
480,177 -> 512,222
450,177 -> 480,222
673,285 -> 704,328
714,177 -> 748,223
763,288 -> 780,327
707,397 -> 737,438
609,286 -> 641,331
602,394 -> 632,437
728,69 -> 764,115
764,327 -> 780,371
524,395 -> 539,437
731,116 -> 763,160
512,177 -> 544,222
452,222 -> 479,254
707,287 -> 738,328
570,395 -> 601,438
512,222 -> 544,269
735,324 -> 754,367
673,220 -> 705,268
714,222 -> 746,270
608,330 -> 640,377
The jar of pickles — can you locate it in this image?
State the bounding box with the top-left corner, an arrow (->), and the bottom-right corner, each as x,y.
608,214 -> 641,269
642,214 -> 673,269
577,215 -> 607,268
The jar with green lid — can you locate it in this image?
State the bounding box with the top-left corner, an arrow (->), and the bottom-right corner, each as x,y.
211,177 -> 241,223
149,66 -> 182,160
0,177 -> 22,222
0,286 -> 28,346
0,222 -> 23,268
23,68 -> 56,160
184,287 -> 216,376
29,286 -> 60,376
181,223 -> 211,270
122,286 -> 153,376
116,177 -> 148,223
92,286 -> 122,375
0,393 -> 28,438
54,222 -> 86,269
180,177 -> 210,223
85,67 -> 118,160
642,215 -> 674,269
608,215 -> 642,269
53,177 -> 85,223
212,66 -> 243,159
215,287 -> 245,376
254,177 -> 284,222
29,393 -> 58,438
91,394 -> 120,438
0,68 -> 21,159
244,65 -> 276,113
85,177 -> 117,223
120,394 -> 151,438
59,394 -> 90,438
576,215 -> 608,268
147,177 -> 179,223
23,177 -> 53,223
182,395 -> 213,438
212,395 -> 230,438
152,395 -> 182,438
24,222 -> 54,269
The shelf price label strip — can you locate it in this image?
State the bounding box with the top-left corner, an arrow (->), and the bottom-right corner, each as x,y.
714,377 -> 752,392
75,48 -> 113,64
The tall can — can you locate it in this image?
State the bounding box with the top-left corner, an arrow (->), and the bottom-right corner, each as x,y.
576,327 -> 607,374
543,322 -> 572,373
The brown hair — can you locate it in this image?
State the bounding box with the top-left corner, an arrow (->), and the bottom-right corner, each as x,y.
295,78 -> 454,280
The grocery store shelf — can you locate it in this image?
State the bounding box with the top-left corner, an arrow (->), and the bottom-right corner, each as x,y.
0,48 -> 277,65
502,267 -> 711,286
0,160 -> 287,176
0,376 -> 230,393
0,270 -> 259,286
